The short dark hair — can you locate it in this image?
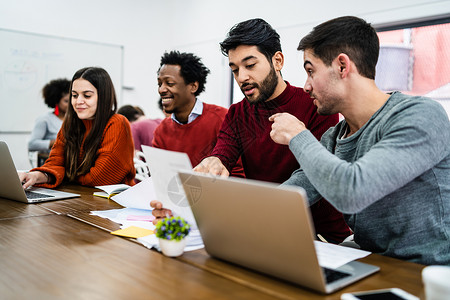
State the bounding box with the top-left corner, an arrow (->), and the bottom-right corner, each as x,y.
42,78 -> 71,108
298,16 -> 379,79
220,18 -> 282,62
158,51 -> 210,97
118,105 -> 140,122
134,106 -> 145,116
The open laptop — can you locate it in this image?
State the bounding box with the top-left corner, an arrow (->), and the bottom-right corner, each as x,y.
0,141 -> 80,203
178,171 -> 379,294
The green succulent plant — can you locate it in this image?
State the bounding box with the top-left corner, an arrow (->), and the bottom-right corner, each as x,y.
155,216 -> 191,241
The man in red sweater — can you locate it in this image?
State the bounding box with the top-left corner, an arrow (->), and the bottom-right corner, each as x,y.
153,19 -> 351,243
152,51 -> 244,176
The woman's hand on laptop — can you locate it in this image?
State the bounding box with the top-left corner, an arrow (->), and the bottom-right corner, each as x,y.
194,156 -> 229,177
150,200 -> 173,225
18,171 -> 47,189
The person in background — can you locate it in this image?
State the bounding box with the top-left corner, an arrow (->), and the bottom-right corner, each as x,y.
19,67 -> 135,189
132,105 -> 164,153
182,18 -> 349,243
118,104 -> 165,152
131,117 -> 162,152
152,50 -> 244,175
133,106 -> 146,121
117,105 -> 143,123
28,78 -> 70,154
269,16 -> 450,265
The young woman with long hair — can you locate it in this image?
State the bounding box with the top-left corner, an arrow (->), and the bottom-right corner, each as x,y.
20,67 -> 135,188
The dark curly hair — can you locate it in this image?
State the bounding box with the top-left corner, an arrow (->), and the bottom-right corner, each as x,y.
220,18 -> 282,62
42,78 -> 71,108
158,51 -> 210,96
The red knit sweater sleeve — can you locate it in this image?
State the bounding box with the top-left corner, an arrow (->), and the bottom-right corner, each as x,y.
33,114 -> 136,187
77,114 -> 135,186
31,129 -> 66,187
203,105 -> 245,178
210,104 -> 241,172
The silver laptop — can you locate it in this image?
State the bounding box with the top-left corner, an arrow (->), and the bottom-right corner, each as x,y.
0,141 -> 80,203
178,171 -> 379,294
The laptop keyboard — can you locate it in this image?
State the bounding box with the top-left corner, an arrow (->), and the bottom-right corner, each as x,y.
25,190 -> 54,199
322,267 -> 352,284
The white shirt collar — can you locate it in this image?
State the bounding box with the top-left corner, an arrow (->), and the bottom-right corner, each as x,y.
171,100 -> 203,125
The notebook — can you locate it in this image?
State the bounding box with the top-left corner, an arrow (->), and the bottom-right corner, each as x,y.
0,141 -> 80,203
178,171 -> 380,294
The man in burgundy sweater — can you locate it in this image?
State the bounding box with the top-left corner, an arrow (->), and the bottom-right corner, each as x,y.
195,19 -> 351,243
153,20 -> 350,243
153,50 -> 244,176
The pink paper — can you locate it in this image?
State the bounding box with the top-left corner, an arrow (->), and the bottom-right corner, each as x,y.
126,215 -> 155,222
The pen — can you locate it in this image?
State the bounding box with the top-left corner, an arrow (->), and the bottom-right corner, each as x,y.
317,234 -> 328,243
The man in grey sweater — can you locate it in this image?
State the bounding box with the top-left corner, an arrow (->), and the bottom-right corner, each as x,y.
270,16 -> 450,265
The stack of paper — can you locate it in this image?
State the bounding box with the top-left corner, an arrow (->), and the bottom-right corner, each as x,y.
91,176 -> 204,251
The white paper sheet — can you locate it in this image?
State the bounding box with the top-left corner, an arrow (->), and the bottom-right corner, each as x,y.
314,241 -> 371,269
141,146 -> 198,228
110,177 -> 156,210
91,152 -> 204,251
94,184 -> 130,196
91,207 -> 154,225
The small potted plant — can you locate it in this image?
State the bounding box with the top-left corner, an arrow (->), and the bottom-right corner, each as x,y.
155,216 -> 191,257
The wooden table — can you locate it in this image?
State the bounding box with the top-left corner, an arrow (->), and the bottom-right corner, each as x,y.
0,197 -> 52,219
69,211 -> 426,299
0,184 -> 426,299
0,214 -> 274,299
38,184 -> 123,215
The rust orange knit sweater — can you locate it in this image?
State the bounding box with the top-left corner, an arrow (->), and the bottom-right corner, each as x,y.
32,114 -> 136,187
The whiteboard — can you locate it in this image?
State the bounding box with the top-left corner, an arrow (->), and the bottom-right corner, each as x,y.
0,28 -> 123,132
